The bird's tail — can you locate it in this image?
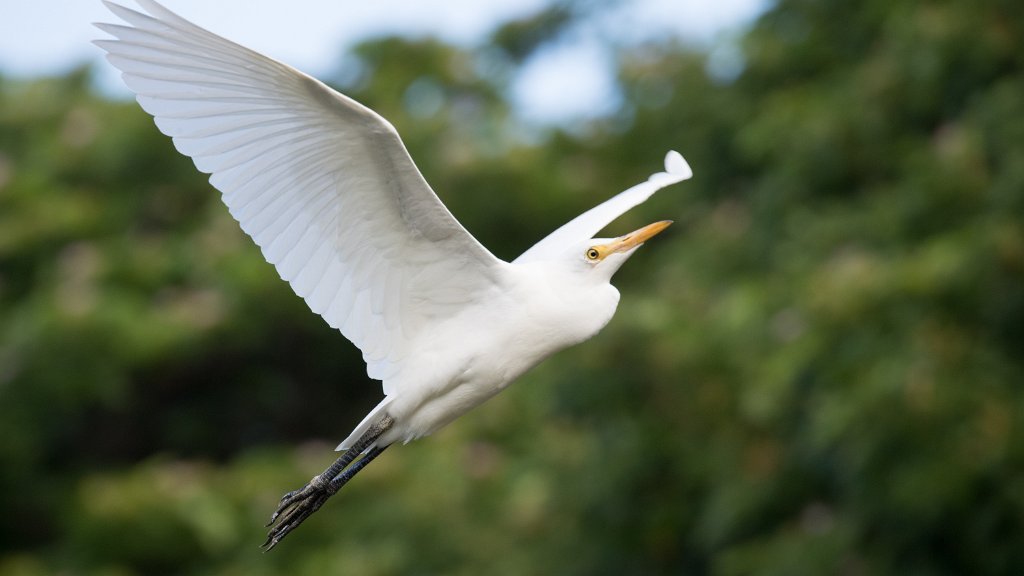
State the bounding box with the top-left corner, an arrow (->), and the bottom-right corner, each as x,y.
337,396 -> 395,451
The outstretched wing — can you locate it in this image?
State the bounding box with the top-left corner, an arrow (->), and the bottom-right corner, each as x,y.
514,151 -> 692,264
95,0 -> 509,386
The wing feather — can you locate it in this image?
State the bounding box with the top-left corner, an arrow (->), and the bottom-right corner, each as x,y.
515,150 -> 692,264
96,0 -> 508,385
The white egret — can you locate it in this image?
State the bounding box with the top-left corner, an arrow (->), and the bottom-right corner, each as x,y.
95,0 -> 693,549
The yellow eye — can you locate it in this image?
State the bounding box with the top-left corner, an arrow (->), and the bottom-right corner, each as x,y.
585,248 -> 601,261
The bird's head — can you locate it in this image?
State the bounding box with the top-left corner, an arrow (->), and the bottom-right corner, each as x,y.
575,220 -> 673,280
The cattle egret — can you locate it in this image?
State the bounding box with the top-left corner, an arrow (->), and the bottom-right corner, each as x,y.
95,0 -> 693,549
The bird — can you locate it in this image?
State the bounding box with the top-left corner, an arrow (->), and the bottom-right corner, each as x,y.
95,0 -> 693,550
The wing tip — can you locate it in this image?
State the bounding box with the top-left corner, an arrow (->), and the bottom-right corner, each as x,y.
94,0 -> 125,33
645,150 -> 692,187
664,150 -> 693,181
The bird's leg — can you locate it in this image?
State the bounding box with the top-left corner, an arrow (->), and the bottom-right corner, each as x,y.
326,444 -> 388,494
263,414 -> 394,551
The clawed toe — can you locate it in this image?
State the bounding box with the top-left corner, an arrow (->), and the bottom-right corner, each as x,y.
279,487 -> 301,504
263,485 -> 330,550
266,483 -> 315,527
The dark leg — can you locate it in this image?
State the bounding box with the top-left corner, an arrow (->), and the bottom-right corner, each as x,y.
327,445 -> 387,494
263,415 -> 393,550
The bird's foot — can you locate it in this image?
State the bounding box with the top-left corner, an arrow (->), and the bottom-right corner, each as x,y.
261,415 -> 394,550
263,476 -> 335,551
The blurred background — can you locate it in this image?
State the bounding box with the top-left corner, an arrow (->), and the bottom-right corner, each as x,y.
1,0 -> 1023,574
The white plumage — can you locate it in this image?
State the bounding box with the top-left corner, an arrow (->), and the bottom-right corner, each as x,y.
95,0 -> 692,547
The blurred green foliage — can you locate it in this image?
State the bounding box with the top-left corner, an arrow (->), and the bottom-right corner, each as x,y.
2,0 -> 1023,574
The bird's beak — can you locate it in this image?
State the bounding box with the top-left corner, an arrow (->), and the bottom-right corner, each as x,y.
606,220 -> 673,255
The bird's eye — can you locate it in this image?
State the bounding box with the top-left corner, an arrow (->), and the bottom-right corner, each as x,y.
585,248 -> 601,261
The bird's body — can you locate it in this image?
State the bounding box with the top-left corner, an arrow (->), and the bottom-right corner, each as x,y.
366,261 -> 620,448
95,0 -> 692,548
